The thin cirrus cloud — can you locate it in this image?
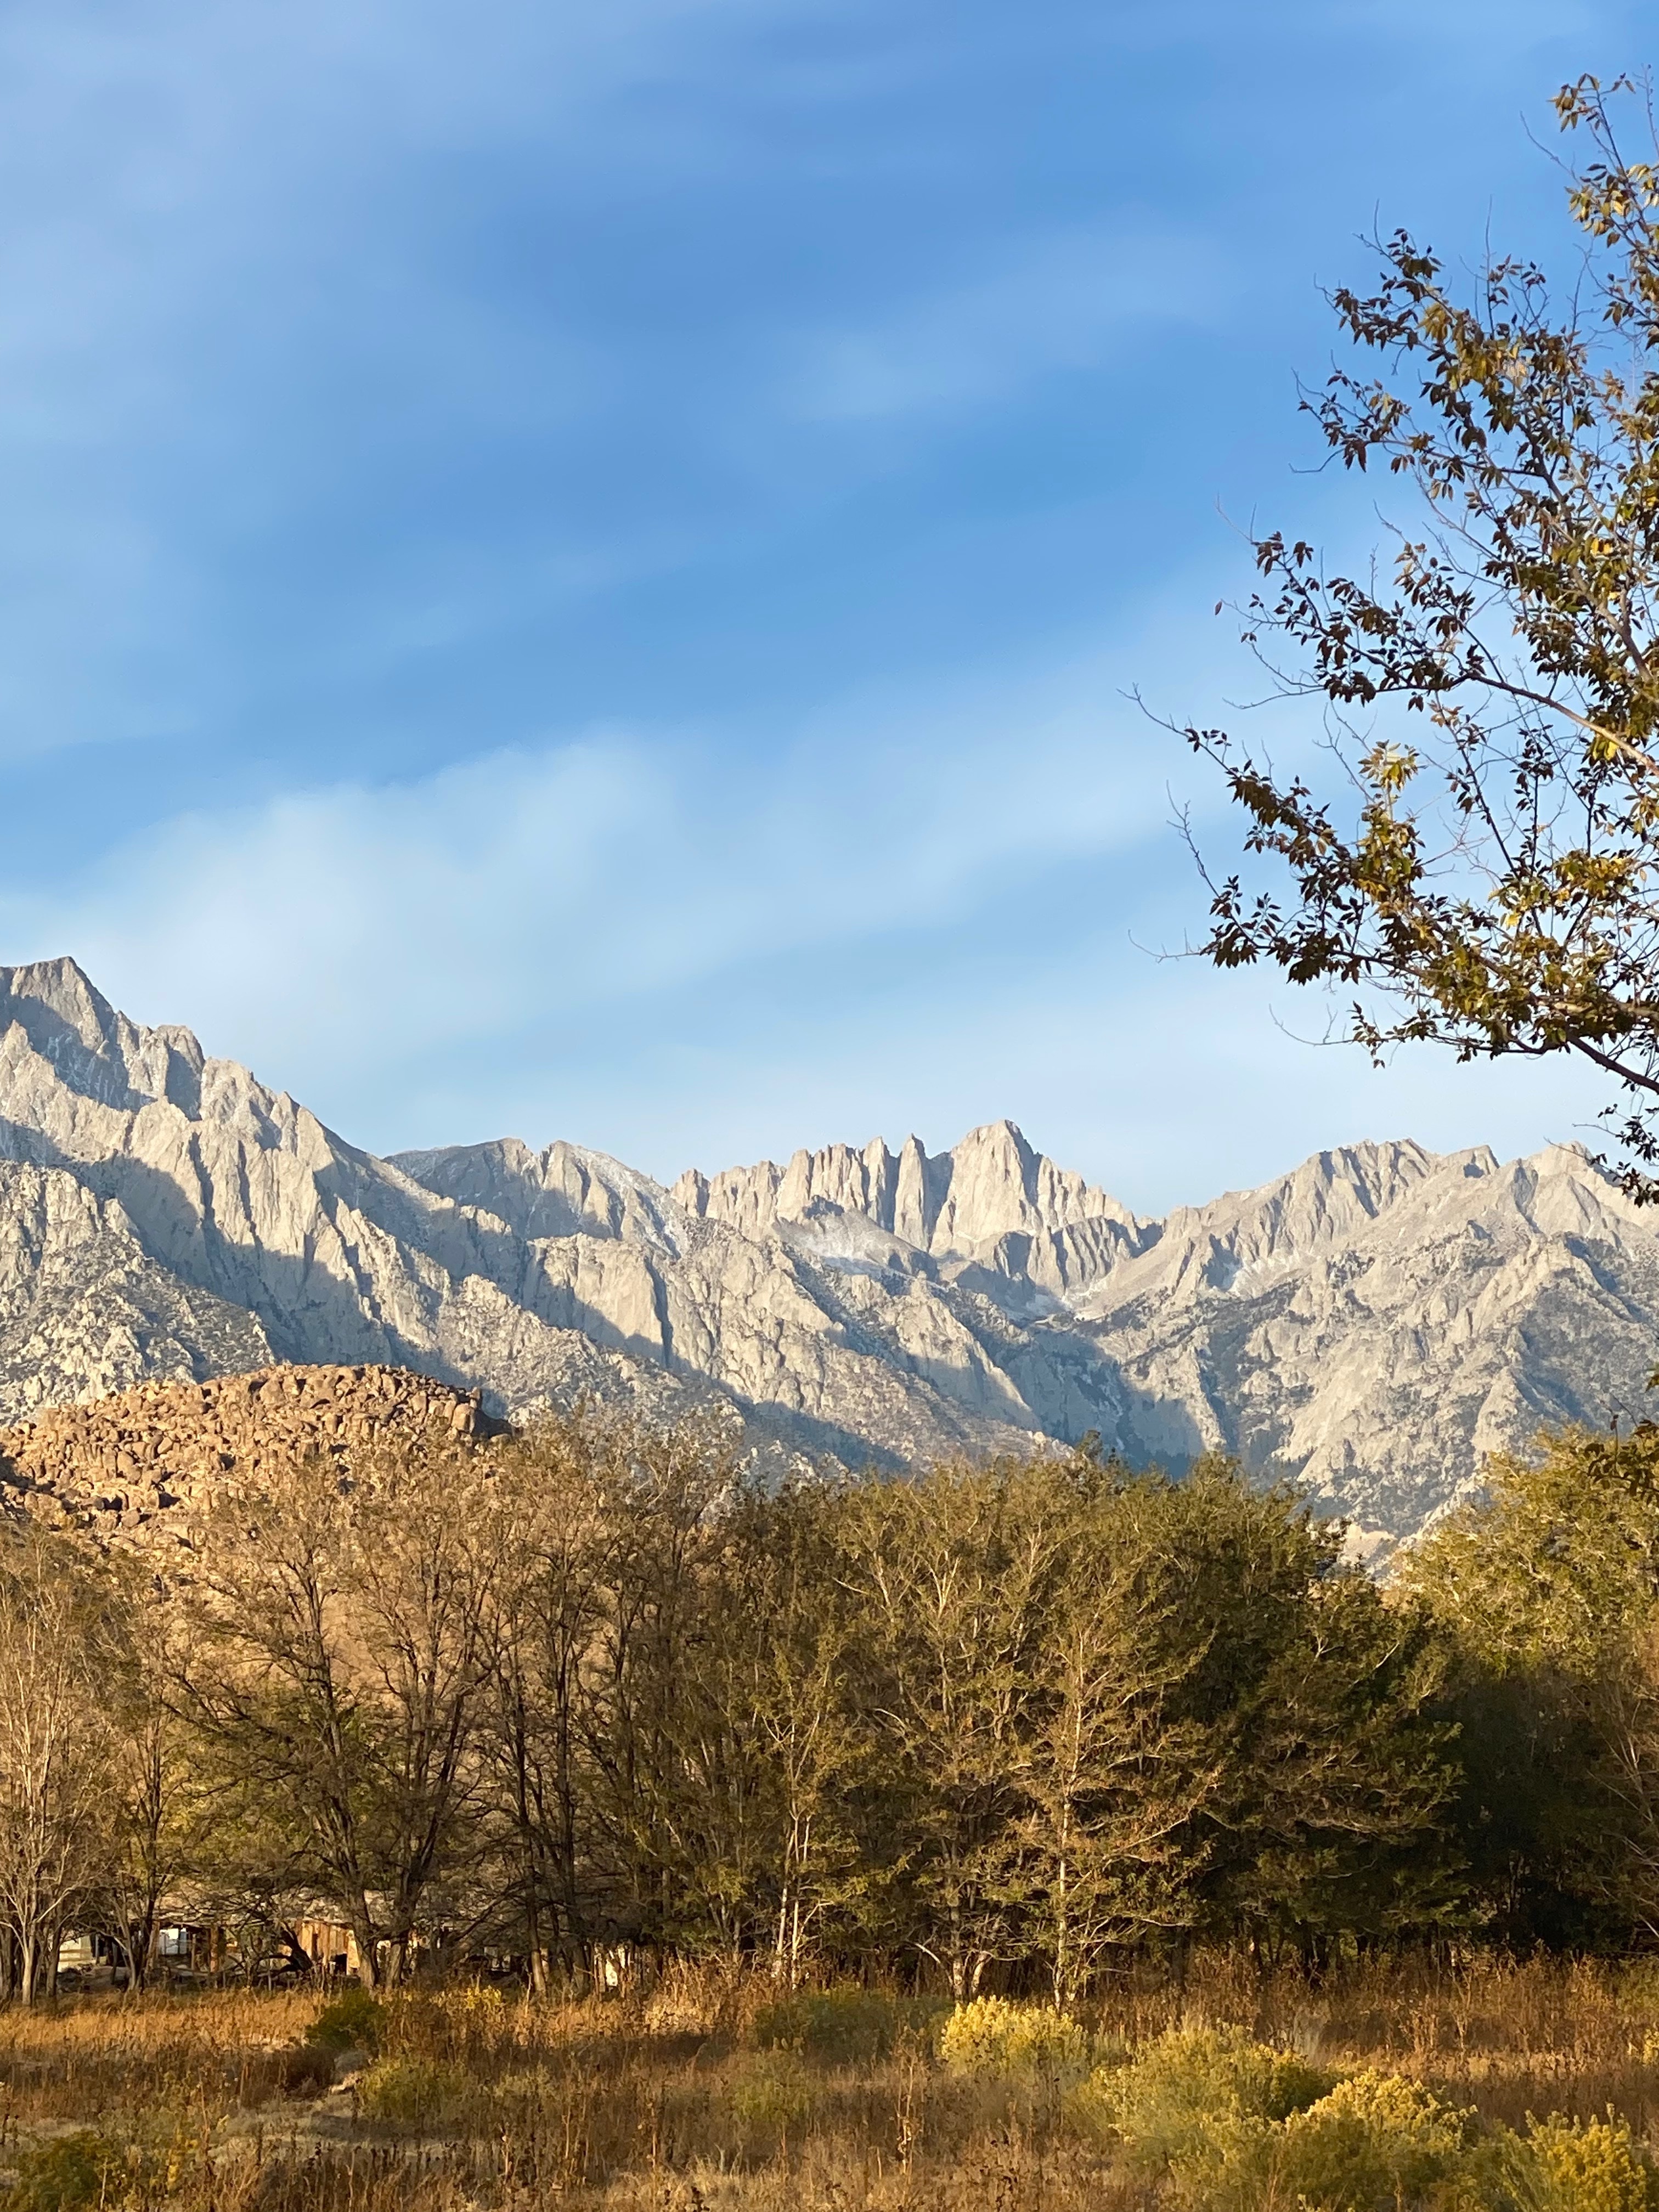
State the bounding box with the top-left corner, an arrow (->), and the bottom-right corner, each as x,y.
2,634 -> 1178,1118
790,221 -> 1227,425
0,537 -> 1627,1212
10,699 -> 1609,1217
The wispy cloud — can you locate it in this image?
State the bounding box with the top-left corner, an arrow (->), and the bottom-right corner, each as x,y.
3,572 -> 1610,1212
4,634 -> 1175,1082
0,0 -> 833,768
0,663 -> 1611,1210
791,221 -> 1227,424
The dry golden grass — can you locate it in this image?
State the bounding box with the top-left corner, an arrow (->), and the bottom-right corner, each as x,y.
0,1953 -> 1656,2209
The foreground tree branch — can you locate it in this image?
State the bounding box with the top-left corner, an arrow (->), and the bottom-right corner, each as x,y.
1184,73 -> 1659,1196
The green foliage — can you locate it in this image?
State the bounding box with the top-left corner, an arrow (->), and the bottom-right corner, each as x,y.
829,1452 -> 1457,1989
1181,73 -> 1659,1194
1084,2025 -> 1331,2173
937,1997 -> 1090,2086
1404,1426 -> 1659,1947
1082,2040 -> 1659,2211
356,2057 -> 475,2134
1401,1427 -> 1659,1675
728,2051 -> 821,2135
61,1390 -> 1659,1991
67,1407 -> 1470,2001
1086,2044 -> 1599,2212
1252,2072 -> 1479,2212
3,2134 -> 143,2212
305,1987 -> 385,2054
173,1442 -> 504,1990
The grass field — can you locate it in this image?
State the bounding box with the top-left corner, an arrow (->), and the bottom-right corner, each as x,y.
2,1954 -> 1658,2209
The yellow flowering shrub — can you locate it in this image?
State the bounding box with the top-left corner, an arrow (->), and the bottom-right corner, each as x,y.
1081,2024 -> 1330,2172
1527,2112 -> 1657,2212
938,1997 -> 1090,2086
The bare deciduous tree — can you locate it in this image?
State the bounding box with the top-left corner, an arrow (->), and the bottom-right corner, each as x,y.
172,1443 -> 500,1985
0,1526 -> 123,2002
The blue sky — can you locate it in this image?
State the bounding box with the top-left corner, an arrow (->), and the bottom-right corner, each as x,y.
0,0 -> 1645,1211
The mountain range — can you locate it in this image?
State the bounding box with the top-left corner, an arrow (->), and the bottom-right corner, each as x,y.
0,955 -> 1649,1543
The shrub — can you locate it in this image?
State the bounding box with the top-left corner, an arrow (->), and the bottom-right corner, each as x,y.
731,2051 -> 819,2134
304,1987 -> 385,2055
1251,2072 -> 1477,2212
1296,2069 -> 1472,2156
1109,2057 -> 1556,2212
751,1988 -> 936,2065
1527,2112 -> 1657,2212
938,1997 -> 1090,2087
729,2052 -> 821,2135
1085,2025 -> 1331,2172
356,2057 -> 474,2134
4,2134 -> 140,2212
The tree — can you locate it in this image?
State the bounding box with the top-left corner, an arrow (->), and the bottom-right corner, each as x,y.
651,1469 -> 867,1978
725,1479 -> 865,1985
1182,74 -> 1659,1193
1126,1463 -> 1457,1962
0,1525 -> 125,2002
1016,1474 -> 1216,2006
833,1460 -> 1071,2000
570,1410 -> 746,1960
479,1423 -> 613,1991
99,1592 -> 205,1991
172,1443 -> 500,1984
1402,1424 -> 1659,1946
482,1412 -> 864,1984
1215,1567 -> 1459,1956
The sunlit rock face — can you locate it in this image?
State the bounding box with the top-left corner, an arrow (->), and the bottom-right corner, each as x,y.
664,1123 -> 1659,1539
0,956 -> 1651,1541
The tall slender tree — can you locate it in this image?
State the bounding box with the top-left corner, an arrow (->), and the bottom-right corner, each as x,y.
0,1526 -> 124,2002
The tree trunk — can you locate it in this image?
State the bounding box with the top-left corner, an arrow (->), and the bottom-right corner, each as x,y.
17,1925 -> 40,2007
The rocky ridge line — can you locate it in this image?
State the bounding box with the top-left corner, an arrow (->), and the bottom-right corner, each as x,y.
0,956 -> 1655,1539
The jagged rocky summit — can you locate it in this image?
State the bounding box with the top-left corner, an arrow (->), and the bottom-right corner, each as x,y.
0,955 -> 1648,1543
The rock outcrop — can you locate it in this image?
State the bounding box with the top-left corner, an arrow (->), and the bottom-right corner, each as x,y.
0,955 -> 1649,1540
2,1361 -> 501,1547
